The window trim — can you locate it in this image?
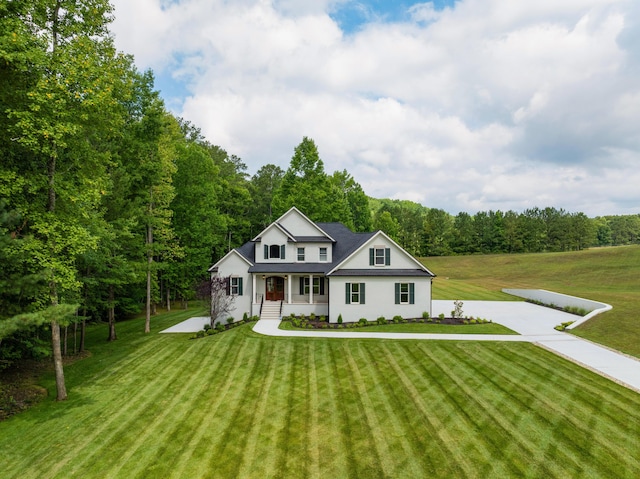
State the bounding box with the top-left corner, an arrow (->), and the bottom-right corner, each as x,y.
319,247 -> 328,262
370,247 -> 391,266
345,282 -> 365,304
395,282 -> 414,304
297,247 -> 305,262
230,277 -> 243,296
265,244 -> 286,260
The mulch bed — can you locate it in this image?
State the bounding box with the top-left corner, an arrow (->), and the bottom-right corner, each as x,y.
287,317 -> 472,329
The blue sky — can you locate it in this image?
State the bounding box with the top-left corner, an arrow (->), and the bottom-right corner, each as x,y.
330,0 -> 456,33
110,0 -> 640,216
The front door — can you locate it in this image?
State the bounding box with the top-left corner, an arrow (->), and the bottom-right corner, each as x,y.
265,276 -> 285,301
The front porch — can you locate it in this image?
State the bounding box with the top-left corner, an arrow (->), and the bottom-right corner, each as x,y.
251,273 -> 329,318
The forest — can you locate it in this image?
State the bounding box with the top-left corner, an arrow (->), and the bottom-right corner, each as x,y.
1,1 -> 639,398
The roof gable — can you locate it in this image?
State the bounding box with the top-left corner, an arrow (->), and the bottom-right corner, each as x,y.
327,230 -> 435,276
252,207 -> 335,242
208,248 -> 253,272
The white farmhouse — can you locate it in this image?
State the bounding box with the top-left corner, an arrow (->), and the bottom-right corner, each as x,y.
209,207 -> 435,323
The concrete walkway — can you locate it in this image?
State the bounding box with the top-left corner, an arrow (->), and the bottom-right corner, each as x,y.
163,300 -> 640,393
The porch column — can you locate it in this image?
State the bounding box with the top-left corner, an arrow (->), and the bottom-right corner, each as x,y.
252,274 -> 256,303
309,274 -> 313,304
287,275 -> 292,304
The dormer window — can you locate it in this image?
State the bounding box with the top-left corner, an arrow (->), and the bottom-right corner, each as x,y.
264,244 -> 286,259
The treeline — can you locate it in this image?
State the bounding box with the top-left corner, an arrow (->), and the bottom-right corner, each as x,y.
0,1 -> 372,391
370,200 -> 640,257
1,2 -> 639,398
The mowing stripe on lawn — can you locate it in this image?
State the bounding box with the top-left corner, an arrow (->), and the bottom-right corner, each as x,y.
127,332 -> 252,479
389,342 -> 503,478
474,344 -> 640,477
342,342 -> 398,478
274,339 -> 306,477
179,334 -> 271,479
371,343 -> 453,475
305,341 -> 323,479
166,333 -> 254,478
328,342 -> 374,478
440,343 -> 573,477
103,336 -> 225,479
12,337 -> 194,478
312,341 -> 350,478
65,336 -> 217,478
490,343 -> 639,438
351,342 -> 425,477
452,343 -> 640,477
231,339 -> 294,478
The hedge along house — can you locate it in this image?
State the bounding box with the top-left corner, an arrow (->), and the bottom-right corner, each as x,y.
208,207 -> 436,324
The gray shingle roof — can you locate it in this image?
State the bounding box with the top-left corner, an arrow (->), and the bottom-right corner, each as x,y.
328,269 -> 435,277
229,221 -> 433,277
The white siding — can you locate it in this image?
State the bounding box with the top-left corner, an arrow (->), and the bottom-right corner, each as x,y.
279,209 -> 326,237
328,276 -> 432,323
338,234 -> 422,270
213,252 -> 252,323
255,227 -> 290,264
294,242 -> 333,264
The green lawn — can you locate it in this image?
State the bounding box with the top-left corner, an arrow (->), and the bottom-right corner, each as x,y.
279,320 -> 518,335
1,311 -> 638,478
424,245 -> 640,357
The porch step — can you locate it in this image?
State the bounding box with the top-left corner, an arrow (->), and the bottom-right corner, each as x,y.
260,301 -> 282,321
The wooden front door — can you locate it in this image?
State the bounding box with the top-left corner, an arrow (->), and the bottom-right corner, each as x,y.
265,276 -> 285,301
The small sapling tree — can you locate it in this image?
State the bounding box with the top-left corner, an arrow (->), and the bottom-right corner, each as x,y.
209,275 -> 236,328
453,300 -> 464,319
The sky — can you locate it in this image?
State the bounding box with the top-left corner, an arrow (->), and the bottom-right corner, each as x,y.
109,0 -> 640,217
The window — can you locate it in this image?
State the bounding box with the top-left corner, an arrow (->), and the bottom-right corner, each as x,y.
345,282 -> 365,304
299,277 -> 325,295
370,247 -> 390,266
395,283 -> 415,304
319,247 -> 327,262
313,277 -> 322,295
297,247 -> 305,261
230,277 -> 243,296
264,244 -> 286,259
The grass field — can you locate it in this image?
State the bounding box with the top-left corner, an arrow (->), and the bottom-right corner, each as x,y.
424,245 -> 640,357
1,309 -> 639,479
279,319 -> 519,334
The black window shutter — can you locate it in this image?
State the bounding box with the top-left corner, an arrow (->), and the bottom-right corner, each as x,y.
345,283 -> 351,304
409,283 -> 415,304
281,244 -> 285,259
299,277 -> 304,295
395,283 -> 400,304
238,278 -> 243,296
385,248 -> 391,266
319,278 -> 325,295
264,244 -> 269,259
360,283 -> 365,304
369,248 -> 374,266
225,277 -> 231,295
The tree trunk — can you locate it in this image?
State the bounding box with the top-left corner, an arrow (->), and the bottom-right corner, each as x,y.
51,319 -> 67,401
145,185 -> 153,333
107,284 -> 117,341
166,287 -> 171,312
80,318 -> 86,353
63,325 -> 68,356
73,318 -> 77,355
145,222 -> 153,333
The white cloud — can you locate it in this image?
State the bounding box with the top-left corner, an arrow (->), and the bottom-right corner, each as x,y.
109,0 -> 640,216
